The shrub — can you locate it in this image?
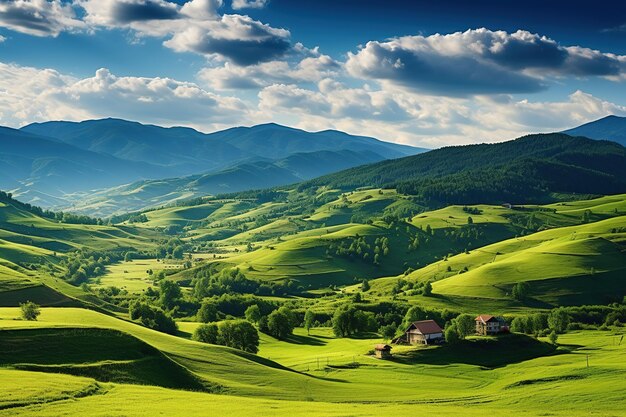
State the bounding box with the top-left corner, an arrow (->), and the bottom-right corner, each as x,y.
129,300 -> 178,335
20,301 -> 40,321
193,323 -> 219,344
217,320 -> 259,353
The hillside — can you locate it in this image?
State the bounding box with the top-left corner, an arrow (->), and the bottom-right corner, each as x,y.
563,115 -> 626,147
300,133 -> 626,205
0,127 -> 168,205
59,149 -> 388,217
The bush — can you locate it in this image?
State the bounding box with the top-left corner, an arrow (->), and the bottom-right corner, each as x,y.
20,301 -> 40,321
217,320 -> 259,353
197,301 -> 219,323
129,300 -> 178,335
193,323 -> 219,344
445,324 -> 460,344
266,307 -> 297,340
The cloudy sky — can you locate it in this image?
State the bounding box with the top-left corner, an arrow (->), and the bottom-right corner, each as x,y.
0,0 -> 625,147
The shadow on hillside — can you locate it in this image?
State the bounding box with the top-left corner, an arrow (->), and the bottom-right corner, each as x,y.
284,333 -> 327,346
391,334 -> 560,369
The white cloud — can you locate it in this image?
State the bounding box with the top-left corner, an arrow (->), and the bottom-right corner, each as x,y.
346,28 -> 626,96
0,35 -> 5,42
198,54 -> 340,89
0,0 -> 85,37
164,14 -> 290,65
231,0 -> 269,10
0,62 -> 249,129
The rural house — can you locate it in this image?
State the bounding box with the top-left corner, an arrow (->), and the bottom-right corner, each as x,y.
395,320 -> 444,345
475,315 -> 508,335
374,344 -> 392,359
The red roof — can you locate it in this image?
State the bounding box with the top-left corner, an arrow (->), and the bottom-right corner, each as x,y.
408,320 -> 443,335
375,344 -> 392,351
475,314 -> 497,323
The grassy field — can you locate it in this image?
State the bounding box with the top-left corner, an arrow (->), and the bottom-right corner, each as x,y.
1,308 -> 625,416
92,259 -> 182,294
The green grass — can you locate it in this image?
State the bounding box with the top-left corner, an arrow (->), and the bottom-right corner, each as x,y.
0,327 -> 209,391
1,324 -> 625,416
92,259 -> 181,294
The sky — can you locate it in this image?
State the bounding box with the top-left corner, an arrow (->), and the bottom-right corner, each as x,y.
0,0 -> 625,148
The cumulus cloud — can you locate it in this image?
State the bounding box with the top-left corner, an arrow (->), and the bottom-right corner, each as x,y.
0,35 -> 5,42
0,62 -> 248,128
198,54 -> 340,89
164,14 -> 290,65
0,0 -> 84,37
346,28 -> 626,96
231,0 -> 269,9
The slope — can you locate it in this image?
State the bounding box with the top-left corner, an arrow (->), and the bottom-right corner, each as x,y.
300,133 -> 626,205
64,149 -> 387,217
563,115 -> 626,147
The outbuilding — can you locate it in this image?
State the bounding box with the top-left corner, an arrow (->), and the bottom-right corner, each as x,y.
374,343 -> 392,359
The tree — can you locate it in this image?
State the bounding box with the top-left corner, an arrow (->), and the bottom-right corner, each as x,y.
159,280 -> 182,310
548,308 -> 570,333
217,320 -> 259,353
172,245 -> 184,260
193,323 -> 219,344
20,301 -> 40,321
422,281 -> 433,296
129,300 -> 178,335
245,305 -> 262,324
445,324 -> 460,344
548,330 -> 558,345
512,282 -> 530,301
361,279 -> 370,292
197,301 -> 219,323
332,305 -> 356,337
379,323 -> 397,341
453,314 -> 475,339
352,292 -> 362,303
467,216 -> 473,225
124,252 -> 133,262
267,307 -> 296,340
303,309 -> 315,335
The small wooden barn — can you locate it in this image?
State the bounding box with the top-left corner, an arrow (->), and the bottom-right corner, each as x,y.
374,344 -> 392,359
395,320 -> 444,345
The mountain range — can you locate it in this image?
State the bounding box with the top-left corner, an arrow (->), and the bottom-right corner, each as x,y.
1,119 -> 424,211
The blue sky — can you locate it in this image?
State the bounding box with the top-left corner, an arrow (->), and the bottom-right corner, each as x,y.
0,0 -> 625,147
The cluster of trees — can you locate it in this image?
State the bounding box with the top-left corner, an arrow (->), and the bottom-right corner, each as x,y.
192,267 -> 303,298
462,206 -> 482,215
156,238 -> 186,260
62,251 -> 114,285
391,278 -> 432,297
193,320 -> 259,353
0,191 -> 104,225
327,235 -> 390,265
331,305 -> 378,337
129,300 -> 178,335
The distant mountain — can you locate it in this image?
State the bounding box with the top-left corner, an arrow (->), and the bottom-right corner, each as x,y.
562,115 -> 626,147
209,122 -> 421,159
301,133 -> 626,204
0,127 -> 169,205
21,119 -> 424,177
60,149 -> 388,216
21,118 -> 250,176
7,118 -> 424,211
